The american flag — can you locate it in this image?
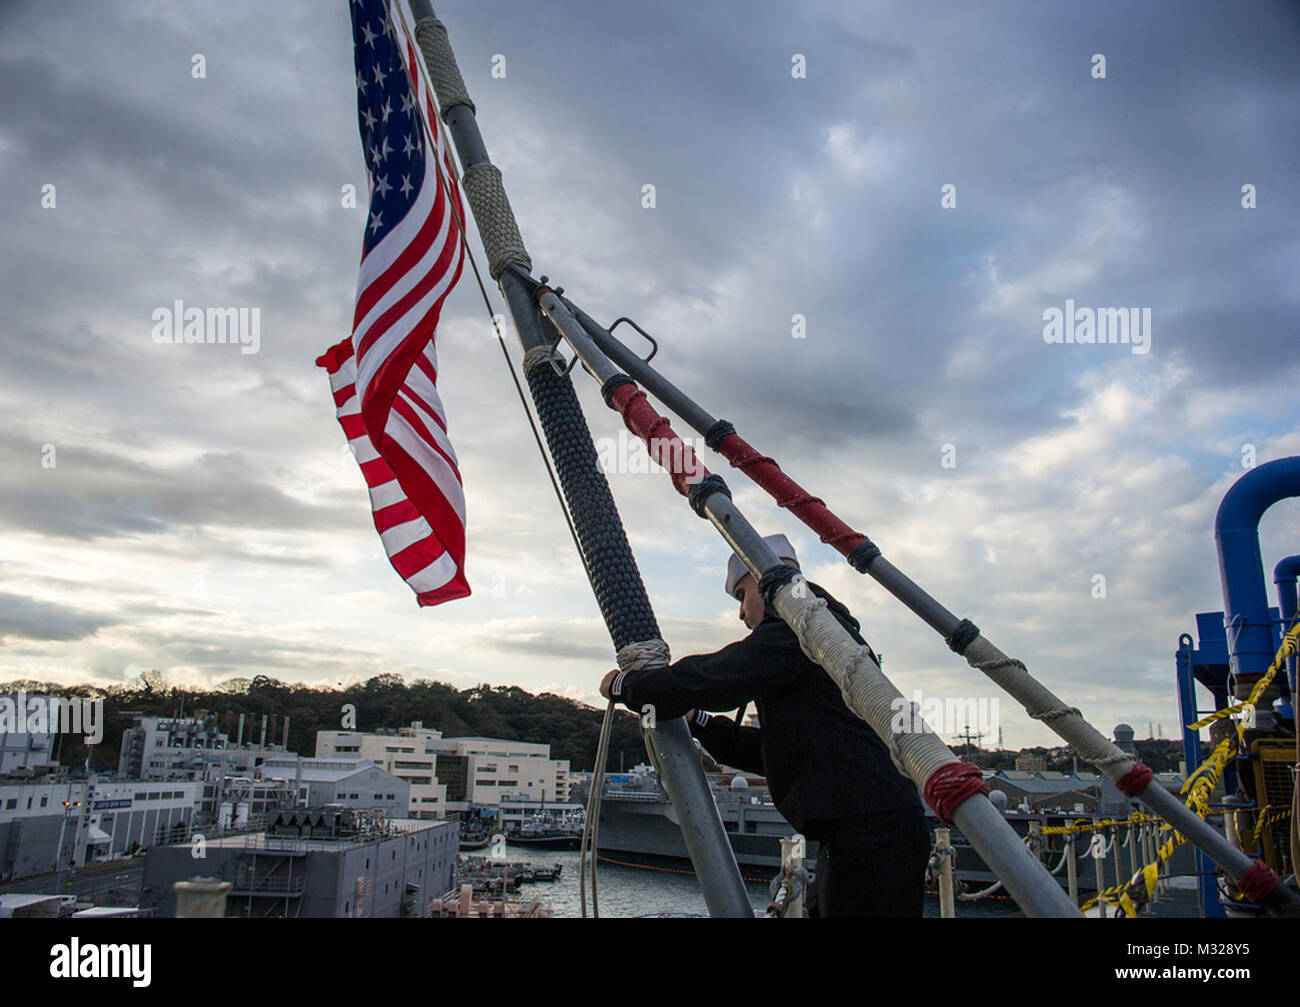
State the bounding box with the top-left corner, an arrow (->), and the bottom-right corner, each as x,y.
317,0 -> 469,605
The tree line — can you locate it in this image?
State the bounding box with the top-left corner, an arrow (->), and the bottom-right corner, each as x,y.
0,672 -> 650,775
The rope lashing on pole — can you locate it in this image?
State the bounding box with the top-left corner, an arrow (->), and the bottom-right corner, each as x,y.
412,16 -> 530,281
411,15 -> 474,115
923,762 -> 990,825
557,295 -> 1300,916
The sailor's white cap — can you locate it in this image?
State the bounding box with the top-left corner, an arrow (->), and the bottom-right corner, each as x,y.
725,533 -> 799,599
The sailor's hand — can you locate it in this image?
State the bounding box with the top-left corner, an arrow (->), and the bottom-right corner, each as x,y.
599,669 -> 618,700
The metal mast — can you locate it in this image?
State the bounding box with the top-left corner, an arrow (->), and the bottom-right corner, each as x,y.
406,1 -> 752,917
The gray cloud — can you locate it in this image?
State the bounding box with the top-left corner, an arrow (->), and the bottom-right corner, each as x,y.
0,593 -> 115,642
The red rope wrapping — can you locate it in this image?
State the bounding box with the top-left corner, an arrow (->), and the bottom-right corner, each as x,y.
924,762 -> 989,825
1115,761 -> 1153,797
1235,860 -> 1278,903
608,384 -> 711,496
716,432 -> 863,553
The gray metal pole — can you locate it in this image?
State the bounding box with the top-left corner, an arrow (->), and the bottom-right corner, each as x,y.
1066,835 -> 1079,907
406,2 -> 751,918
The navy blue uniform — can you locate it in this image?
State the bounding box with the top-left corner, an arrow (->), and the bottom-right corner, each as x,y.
610,583 -> 928,917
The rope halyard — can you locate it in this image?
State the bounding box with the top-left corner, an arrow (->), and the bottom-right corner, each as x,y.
579,700 -> 615,918
578,638 -> 674,919
1078,618 -> 1300,917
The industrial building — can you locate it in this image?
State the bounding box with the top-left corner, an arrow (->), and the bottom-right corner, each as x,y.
0,775 -> 199,880
257,756 -> 410,818
141,809 -> 457,918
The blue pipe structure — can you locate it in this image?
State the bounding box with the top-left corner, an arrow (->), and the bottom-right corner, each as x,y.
1274,554 -> 1300,694
1214,457 -> 1300,699
1175,634 -> 1223,918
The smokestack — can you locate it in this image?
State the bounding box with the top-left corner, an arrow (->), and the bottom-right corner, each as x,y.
237,713 -> 245,747
282,716 -> 290,749
259,716 -> 268,751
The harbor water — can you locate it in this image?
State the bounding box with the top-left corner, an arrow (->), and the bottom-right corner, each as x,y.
464,848 -> 1023,918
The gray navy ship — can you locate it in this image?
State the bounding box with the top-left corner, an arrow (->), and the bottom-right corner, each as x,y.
586,763 -> 1196,892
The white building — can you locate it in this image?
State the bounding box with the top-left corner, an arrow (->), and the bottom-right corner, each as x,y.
257,756 -> 410,819
315,725 -> 572,819
425,736 -> 571,817
0,777 -> 199,880
317,722 -> 448,819
0,694 -> 58,774
117,714 -> 230,780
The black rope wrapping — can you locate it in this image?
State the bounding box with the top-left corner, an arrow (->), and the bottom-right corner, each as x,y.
687,474 -> 730,518
847,537 -> 881,572
704,419 -> 735,451
600,374 -> 634,408
524,358 -> 661,651
945,618 -> 981,655
758,564 -> 799,606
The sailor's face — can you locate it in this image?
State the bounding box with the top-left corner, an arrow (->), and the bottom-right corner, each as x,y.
735,574 -> 765,630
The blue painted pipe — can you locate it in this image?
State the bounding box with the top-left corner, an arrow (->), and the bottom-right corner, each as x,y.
1214,457 -> 1300,694
1274,554 -> 1300,693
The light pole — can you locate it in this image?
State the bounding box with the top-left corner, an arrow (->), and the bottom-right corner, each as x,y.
54,792 -> 82,890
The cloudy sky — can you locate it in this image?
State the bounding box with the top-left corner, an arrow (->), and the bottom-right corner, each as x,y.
1,0 -> 1297,750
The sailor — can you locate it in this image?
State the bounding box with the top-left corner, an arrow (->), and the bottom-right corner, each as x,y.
599,533 -> 928,918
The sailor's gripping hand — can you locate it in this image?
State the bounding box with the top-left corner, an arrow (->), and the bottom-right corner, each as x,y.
599,669 -> 619,700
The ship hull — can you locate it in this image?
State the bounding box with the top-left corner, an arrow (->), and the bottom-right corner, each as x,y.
595,793 -> 1196,893
505,835 -> 582,850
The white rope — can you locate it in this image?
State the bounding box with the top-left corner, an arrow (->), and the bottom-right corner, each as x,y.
412,15 -> 474,114
617,639 -> 671,671
958,879 -> 1004,900
579,638 -> 672,918
771,577 -> 957,787
966,643 -> 1137,774
579,700 -> 615,918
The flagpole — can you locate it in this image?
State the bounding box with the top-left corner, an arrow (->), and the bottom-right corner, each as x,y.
406,1 -> 753,918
